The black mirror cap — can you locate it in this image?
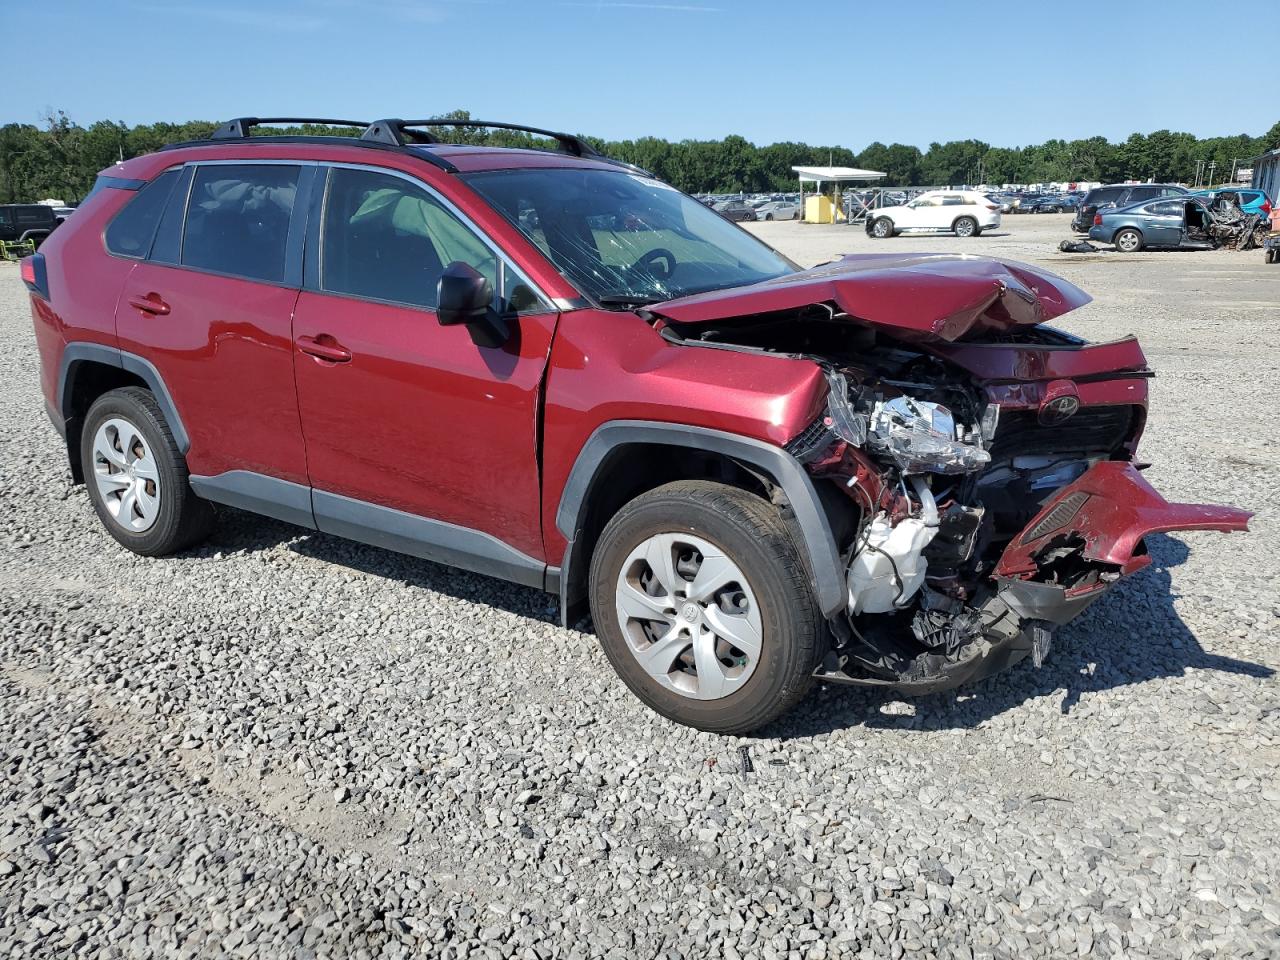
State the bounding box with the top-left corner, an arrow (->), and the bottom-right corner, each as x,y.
436,261 -> 510,349
436,261 -> 493,326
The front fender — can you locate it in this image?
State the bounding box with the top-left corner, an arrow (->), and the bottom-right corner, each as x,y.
555,421 -> 846,627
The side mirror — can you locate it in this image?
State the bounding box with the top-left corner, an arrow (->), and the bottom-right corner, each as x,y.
436,261 -> 509,349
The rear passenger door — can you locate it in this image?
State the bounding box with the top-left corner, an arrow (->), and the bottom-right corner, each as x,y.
290,164 -> 558,577
115,161 -> 315,502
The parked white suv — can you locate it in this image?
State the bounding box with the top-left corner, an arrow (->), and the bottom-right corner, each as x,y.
866,190 -> 1000,239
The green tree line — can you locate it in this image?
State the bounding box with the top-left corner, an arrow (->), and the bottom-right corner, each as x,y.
3,109 -> 1278,202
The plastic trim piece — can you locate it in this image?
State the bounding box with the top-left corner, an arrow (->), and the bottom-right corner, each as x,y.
57,343 -> 191,453
312,489 -> 547,589
189,471 -> 316,530
555,421 -> 846,626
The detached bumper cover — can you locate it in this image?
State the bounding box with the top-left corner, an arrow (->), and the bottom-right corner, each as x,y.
994,461 -> 1252,580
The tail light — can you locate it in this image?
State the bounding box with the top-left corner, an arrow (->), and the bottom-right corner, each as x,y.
1263,200 -> 1272,215
21,253 -> 49,300
984,203 -> 999,211
1093,214 -> 1103,226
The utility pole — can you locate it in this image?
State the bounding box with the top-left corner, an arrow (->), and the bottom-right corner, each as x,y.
1207,160 -> 1217,187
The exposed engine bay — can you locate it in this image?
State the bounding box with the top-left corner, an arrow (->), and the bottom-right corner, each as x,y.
652,262 -> 1252,692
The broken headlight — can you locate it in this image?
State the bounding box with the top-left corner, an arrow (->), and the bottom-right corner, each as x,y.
868,396 -> 990,475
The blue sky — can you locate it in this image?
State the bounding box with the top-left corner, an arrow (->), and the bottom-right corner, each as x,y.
5,0 -> 1271,150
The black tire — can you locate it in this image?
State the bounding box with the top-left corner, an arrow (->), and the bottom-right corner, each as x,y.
870,217 -> 893,239
589,480 -> 822,735
953,216 -> 978,238
765,213 -> 774,221
1114,228 -> 1144,253
80,387 -> 215,556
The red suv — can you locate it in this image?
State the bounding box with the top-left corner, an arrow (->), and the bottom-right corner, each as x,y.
24,117 -> 1250,733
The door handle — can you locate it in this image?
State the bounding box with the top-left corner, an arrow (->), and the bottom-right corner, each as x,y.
128,293 -> 170,315
297,334 -> 352,363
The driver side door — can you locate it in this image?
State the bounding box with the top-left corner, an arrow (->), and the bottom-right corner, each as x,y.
291,164 -> 558,577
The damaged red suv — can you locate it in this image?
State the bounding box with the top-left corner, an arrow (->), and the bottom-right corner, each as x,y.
25,117 -> 1251,733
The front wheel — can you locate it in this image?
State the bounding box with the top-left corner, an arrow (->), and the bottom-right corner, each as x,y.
870,217 -> 894,239
589,480 -> 821,734
1114,228 -> 1144,252
953,216 -> 978,238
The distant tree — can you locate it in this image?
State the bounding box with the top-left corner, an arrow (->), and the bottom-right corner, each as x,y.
0,110 -> 1275,201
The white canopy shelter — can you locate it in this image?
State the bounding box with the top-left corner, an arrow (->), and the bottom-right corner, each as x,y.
791,166 -> 886,183
792,166 -> 886,223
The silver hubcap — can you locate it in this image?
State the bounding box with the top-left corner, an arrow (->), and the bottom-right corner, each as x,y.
874,221 -> 889,237
615,532 -> 763,701
92,417 -> 161,533
956,220 -> 973,236
1118,233 -> 1138,251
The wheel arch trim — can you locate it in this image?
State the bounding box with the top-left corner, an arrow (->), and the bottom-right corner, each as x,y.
58,343 -> 190,453
554,420 -> 845,627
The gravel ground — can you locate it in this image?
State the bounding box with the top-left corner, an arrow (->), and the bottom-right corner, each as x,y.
2,214 -> 1279,959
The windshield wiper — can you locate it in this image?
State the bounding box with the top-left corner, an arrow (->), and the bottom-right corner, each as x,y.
596,294 -> 666,309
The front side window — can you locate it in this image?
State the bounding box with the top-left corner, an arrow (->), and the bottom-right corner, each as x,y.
182,164 -> 300,283
464,168 -> 795,305
320,167 -> 542,311
104,169 -> 180,259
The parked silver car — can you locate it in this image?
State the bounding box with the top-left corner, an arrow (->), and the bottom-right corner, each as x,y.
755,200 -> 800,221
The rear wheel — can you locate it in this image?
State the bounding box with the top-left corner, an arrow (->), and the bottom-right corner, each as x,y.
80,387 -> 215,556
953,216 -> 978,238
589,480 -> 821,734
765,213 -> 774,221
871,217 -> 894,239
1114,228 -> 1144,252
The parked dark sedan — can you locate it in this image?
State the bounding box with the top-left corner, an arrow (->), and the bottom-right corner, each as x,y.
713,199 -> 756,222
1088,197 -> 1217,252
1072,183 -> 1187,233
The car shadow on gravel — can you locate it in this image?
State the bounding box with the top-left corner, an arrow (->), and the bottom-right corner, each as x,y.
205,506 -> 559,623
204,511 -> 1271,736
768,534 -> 1274,739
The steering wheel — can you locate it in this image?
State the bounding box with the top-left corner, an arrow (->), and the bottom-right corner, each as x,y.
631,247 -> 677,281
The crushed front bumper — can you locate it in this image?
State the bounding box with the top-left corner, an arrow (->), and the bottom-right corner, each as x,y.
817,462 -> 1251,693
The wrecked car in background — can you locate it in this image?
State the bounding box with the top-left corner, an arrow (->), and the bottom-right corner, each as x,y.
1089,195 -> 1271,252
29,119 -> 1252,734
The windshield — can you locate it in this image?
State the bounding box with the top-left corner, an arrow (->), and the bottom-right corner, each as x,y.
463,168 -> 796,304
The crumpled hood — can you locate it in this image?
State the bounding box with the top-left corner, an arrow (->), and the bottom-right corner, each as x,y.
651,253 -> 1092,343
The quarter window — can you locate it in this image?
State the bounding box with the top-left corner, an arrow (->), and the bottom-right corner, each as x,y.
320,167 -> 542,311
181,164 -> 300,283
104,169 -> 180,259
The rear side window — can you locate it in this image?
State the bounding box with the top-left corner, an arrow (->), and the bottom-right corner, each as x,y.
1089,187 -> 1124,205
16,206 -> 53,225
1128,186 -> 1159,202
182,164 -> 300,283
1147,200 -> 1184,216
104,170 -> 181,259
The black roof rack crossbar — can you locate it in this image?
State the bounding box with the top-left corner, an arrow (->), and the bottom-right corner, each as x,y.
363,118 -> 600,158
211,117 -> 372,140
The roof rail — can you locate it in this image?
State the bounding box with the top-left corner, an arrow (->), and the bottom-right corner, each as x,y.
362,118 -> 600,158
210,117 -> 371,140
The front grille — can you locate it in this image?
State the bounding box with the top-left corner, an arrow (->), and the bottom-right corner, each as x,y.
988,405 -> 1137,461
